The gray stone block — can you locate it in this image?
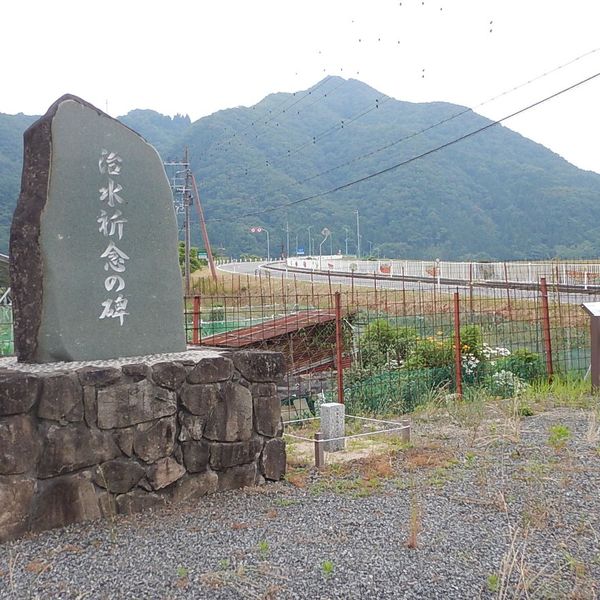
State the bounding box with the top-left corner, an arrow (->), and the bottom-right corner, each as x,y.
121,363 -> 151,381
0,415 -> 40,475
94,458 -> 145,494
0,475 -> 36,542
209,439 -> 263,471
261,438 -> 287,481
321,402 -> 345,452
82,387 -> 97,428
251,382 -> 281,437
38,423 -> 121,478
147,457 -> 186,490
180,382 -> 218,416
116,489 -> 166,515
233,351 -> 286,383
182,440 -> 210,473
133,416 -> 176,463
204,382 -> 253,442
151,362 -> 186,390
217,463 -> 257,491
171,471 -> 218,503
0,371 -> 41,416
37,372 -> 83,422
178,411 -> 206,442
97,379 -> 176,429
76,366 -> 122,387
187,356 -> 234,384
30,472 -> 101,532
113,427 -> 135,457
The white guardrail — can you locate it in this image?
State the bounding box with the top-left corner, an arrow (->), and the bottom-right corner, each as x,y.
284,255 -> 600,288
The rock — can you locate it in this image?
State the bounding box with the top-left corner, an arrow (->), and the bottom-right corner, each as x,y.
30,472 -> 100,532
218,463 -> 257,491
204,382 -> 253,442
0,371 -> 41,416
37,372 -> 83,422
181,441 -> 210,473
133,416 -> 176,463
147,457 -> 186,490
187,356 -> 233,384
178,411 -> 206,441
251,382 -> 281,437
94,458 -> 145,494
9,94 -> 186,362
152,362 -> 186,390
121,363 -> 151,381
77,366 -> 122,387
113,427 -> 135,457
180,382 -> 218,416
82,387 -> 97,428
233,351 -> 286,383
0,415 -> 40,475
261,438 -> 286,481
97,379 -> 176,429
171,471 -> 218,503
0,475 -> 36,542
116,490 -> 166,515
209,439 -> 263,470
96,490 -> 117,519
38,423 -> 120,478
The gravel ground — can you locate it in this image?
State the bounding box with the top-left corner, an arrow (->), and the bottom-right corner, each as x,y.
1,403 -> 600,599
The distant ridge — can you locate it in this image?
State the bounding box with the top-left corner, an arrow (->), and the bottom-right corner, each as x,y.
1,77 -> 600,259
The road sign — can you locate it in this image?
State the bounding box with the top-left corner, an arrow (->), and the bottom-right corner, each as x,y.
249,227 -> 263,233
296,247 -> 305,255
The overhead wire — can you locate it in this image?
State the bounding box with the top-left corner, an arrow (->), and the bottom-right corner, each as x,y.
203,46 -> 600,211
205,69 -> 600,222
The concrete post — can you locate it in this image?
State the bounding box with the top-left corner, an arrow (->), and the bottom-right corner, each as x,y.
320,402 -> 345,452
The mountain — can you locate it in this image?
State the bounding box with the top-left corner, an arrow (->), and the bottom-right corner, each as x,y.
1,77 -> 600,260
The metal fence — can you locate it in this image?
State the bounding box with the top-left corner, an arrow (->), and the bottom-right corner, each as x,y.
185,276 -> 597,417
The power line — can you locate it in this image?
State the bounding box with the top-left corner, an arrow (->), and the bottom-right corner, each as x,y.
205,46 -> 600,208
206,69 -> 600,222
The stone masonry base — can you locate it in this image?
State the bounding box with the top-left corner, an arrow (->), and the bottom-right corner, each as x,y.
0,349 -> 286,542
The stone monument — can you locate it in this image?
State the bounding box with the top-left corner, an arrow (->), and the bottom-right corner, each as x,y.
0,96 -> 287,542
10,94 -> 186,362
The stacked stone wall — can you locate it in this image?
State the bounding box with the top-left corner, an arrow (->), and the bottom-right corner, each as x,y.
0,350 -> 286,542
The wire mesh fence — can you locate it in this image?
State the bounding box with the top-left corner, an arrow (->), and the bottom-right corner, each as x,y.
186,274 -> 598,418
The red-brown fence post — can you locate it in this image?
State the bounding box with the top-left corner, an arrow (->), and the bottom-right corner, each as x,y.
335,291 -> 345,405
504,262 -> 512,321
540,277 -> 554,379
192,295 -> 201,345
453,291 -> 462,397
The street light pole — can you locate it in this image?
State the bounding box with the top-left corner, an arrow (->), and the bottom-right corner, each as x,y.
264,228 -> 270,261
343,227 -> 350,255
285,220 -> 290,259
307,226 -> 312,257
355,210 -> 361,259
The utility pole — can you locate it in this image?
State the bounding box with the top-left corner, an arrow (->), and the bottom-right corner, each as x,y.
183,147 -> 192,295
307,226 -> 313,257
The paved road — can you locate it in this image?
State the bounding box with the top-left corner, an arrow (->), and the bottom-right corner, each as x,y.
217,261 -> 599,304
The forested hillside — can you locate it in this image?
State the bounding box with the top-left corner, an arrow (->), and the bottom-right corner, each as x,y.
1,77 -> 600,260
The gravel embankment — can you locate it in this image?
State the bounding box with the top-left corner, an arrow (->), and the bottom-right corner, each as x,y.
1,405 -> 599,599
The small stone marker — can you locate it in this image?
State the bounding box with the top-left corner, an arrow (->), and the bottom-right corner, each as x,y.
320,402 -> 345,452
10,95 -> 186,362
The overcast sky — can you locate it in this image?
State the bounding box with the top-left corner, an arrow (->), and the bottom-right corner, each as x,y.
3,1 -> 600,172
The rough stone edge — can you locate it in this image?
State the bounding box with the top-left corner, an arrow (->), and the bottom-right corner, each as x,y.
8,94 -> 159,364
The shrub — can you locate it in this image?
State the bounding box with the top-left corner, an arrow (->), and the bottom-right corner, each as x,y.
460,325 -> 483,359
360,320 -> 417,369
495,349 -> 546,382
405,337 -> 453,369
